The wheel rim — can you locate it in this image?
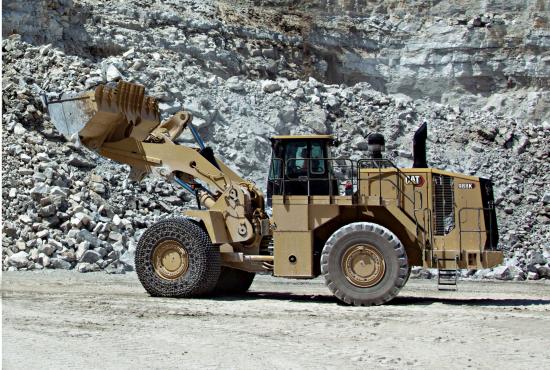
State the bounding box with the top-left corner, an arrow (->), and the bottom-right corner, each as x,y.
152,240 -> 189,280
341,244 -> 386,288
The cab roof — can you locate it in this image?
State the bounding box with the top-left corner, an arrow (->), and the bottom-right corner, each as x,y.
271,135 -> 334,140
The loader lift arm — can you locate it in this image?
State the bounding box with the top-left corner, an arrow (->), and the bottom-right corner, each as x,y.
47,81 -> 268,245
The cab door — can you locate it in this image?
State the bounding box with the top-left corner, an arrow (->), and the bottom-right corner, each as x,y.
267,139 -> 337,205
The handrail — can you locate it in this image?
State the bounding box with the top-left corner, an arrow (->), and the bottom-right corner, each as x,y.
269,157 -> 428,232
357,158 -> 419,207
268,157 -> 355,202
414,190 -> 424,210
414,207 -> 433,250
357,158 -> 422,228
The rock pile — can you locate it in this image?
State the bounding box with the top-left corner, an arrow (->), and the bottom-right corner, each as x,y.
2,0 -> 549,279
74,0 -> 549,122
2,0 -> 90,54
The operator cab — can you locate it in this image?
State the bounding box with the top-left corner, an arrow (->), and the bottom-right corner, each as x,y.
267,135 -> 338,205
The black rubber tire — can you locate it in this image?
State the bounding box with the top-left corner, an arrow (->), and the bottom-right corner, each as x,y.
214,267 -> 255,295
135,217 -> 221,297
321,222 -> 409,306
404,266 -> 412,285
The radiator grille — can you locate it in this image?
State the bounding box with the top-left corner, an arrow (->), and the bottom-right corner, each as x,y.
433,174 -> 455,235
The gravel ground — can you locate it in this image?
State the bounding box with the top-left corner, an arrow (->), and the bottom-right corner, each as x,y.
2,272 -> 549,369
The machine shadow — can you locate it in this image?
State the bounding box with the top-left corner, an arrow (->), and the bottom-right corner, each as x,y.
214,291 -> 550,307
215,291 -> 341,304
389,296 -> 550,307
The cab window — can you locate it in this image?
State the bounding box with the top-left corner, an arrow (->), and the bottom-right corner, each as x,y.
285,141 -> 308,178
268,143 -> 284,180
310,142 -> 325,174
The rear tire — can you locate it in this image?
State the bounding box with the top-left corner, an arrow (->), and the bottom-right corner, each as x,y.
404,266 -> 412,285
135,217 -> 221,297
321,222 -> 408,306
214,267 -> 255,295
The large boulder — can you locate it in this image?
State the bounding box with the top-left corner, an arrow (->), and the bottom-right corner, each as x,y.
8,251 -> 29,269
492,265 -> 524,281
79,250 -> 101,264
49,258 -> 72,270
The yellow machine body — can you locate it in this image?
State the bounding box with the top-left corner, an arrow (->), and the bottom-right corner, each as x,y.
48,81 -> 502,287
270,168 -> 502,278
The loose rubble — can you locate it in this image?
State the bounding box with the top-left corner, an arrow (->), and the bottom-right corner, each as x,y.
2,0 -> 549,278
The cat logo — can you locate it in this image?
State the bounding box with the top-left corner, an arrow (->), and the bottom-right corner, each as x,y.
405,175 -> 424,187
458,183 -> 475,190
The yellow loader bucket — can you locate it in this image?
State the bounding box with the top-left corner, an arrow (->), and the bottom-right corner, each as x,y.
46,81 -> 188,150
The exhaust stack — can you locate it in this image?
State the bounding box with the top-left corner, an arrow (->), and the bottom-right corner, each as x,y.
413,122 -> 428,168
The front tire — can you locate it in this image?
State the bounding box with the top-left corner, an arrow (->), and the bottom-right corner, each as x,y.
321,222 -> 408,306
135,217 -> 221,297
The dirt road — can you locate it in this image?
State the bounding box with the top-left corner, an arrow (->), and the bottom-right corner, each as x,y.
2,271 -> 549,369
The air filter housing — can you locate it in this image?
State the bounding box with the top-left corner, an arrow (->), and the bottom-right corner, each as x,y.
367,133 -> 385,159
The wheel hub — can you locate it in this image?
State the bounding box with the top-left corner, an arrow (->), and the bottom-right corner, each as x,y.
152,240 -> 189,280
342,244 -> 385,288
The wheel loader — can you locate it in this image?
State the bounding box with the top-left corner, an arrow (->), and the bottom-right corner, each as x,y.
45,81 -> 503,305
